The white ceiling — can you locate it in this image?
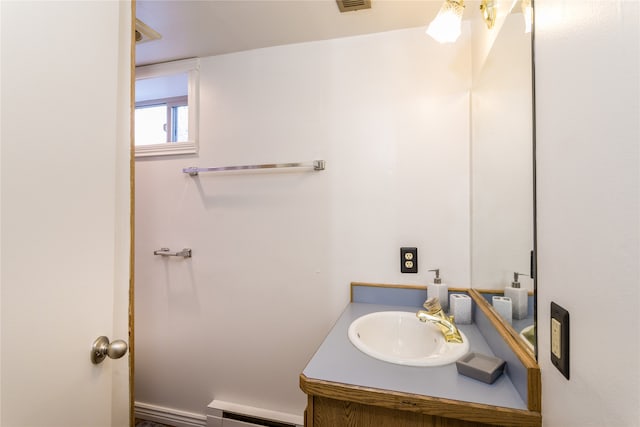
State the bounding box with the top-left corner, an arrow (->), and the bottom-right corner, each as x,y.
135,0 -> 447,66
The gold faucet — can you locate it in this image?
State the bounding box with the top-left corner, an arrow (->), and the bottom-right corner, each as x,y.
416,297 -> 464,344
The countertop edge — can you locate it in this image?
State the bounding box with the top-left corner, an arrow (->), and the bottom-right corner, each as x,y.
300,374 -> 542,427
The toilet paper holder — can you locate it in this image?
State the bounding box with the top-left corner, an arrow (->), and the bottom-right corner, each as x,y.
153,247 -> 192,258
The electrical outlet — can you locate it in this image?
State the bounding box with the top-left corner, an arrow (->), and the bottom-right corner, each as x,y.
400,247 -> 418,273
551,302 -> 570,379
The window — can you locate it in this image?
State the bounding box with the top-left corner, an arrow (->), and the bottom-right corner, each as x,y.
135,58 -> 199,157
135,96 -> 188,145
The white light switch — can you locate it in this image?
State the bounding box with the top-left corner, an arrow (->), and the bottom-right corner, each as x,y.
551,318 -> 561,358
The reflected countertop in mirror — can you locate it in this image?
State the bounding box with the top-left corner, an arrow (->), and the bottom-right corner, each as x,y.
473,288 -> 536,356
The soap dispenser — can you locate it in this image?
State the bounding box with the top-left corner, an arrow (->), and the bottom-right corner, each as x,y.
427,269 -> 449,311
504,272 -> 529,320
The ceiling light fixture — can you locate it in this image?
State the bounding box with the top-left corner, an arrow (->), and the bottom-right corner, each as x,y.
480,0 -> 496,29
426,0 -> 466,44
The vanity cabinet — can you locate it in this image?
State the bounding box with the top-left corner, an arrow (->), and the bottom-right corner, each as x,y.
306,396 -> 491,427
300,375 -> 539,427
300,283 -> 541,427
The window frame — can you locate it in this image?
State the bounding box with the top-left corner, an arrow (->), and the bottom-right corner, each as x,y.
134,58 -> 199,157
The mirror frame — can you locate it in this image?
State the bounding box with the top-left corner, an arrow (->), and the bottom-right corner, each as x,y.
468,289 -> 541,411
135,58 -> 200,157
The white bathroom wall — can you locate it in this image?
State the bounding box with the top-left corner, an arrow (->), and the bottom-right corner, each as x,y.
134,26 -> 471,416
535,1 -> 640,426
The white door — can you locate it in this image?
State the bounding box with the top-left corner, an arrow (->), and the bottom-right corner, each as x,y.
1,1 -> 132,426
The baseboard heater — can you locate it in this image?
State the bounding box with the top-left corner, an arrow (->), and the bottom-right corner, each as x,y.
207,400 -> 303,427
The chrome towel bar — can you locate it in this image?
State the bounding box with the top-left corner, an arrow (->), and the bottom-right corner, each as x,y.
153,248 -> 192,258
182,160 -> 325,176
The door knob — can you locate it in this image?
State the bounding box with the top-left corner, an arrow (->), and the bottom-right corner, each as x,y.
91,336 -> 128,364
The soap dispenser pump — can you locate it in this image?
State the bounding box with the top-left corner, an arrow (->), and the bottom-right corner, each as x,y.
504,272 -> 529,320
427,268 -> 449,311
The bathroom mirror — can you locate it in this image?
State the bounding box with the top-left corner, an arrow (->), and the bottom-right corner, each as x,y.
470,7 -> 536,355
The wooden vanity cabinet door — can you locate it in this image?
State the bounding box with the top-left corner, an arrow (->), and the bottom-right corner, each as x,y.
306,396 -> 497,427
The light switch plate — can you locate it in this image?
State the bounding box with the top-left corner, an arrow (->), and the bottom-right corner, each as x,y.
551,302 -> 570,379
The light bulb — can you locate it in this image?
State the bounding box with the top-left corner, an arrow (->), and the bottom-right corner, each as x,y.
426,0 -> 465,44
522,0 -> 532,33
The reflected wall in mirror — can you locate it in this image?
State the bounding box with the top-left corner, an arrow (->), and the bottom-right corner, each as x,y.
135,58 -> 200,157
470,6 -> 536,355
471,9 -> 533,291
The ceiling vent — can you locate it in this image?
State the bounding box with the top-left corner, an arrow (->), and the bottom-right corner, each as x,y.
135,18 -> 162,44
336,0 -> 372,12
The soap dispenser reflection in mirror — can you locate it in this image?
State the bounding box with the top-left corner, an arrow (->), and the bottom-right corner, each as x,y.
504,272 -> 529,320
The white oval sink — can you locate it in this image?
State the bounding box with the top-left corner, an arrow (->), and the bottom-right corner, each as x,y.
348,311 -> 469,367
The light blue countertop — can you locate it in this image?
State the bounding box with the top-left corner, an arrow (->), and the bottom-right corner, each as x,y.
303,302 -> 528,410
